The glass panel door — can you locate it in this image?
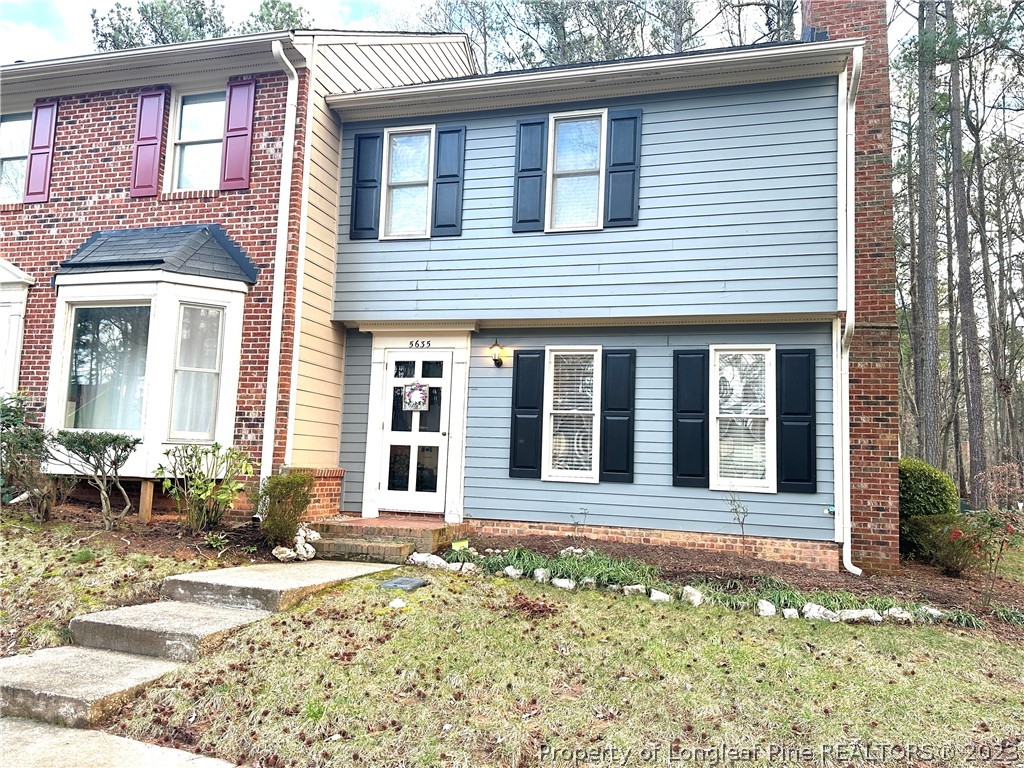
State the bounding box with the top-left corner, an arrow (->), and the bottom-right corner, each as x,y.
378,349 -> 452,514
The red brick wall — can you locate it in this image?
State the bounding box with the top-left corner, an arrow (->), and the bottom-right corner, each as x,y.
802,0 -> 900,572
0,69 -> 309,476
465,520 -> 842,572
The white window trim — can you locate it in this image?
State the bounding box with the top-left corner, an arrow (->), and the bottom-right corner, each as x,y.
169,302 -> 225,441
0,112 -> 32,205
544,108 -> 608,234
164,87 -> 226,193
709,344 -> 777,494
541,345 -> 602,483
45,274 -> 246,478
379,124 -> 436,240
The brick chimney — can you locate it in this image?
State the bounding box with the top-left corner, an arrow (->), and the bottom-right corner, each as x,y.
802,0 -> 899,572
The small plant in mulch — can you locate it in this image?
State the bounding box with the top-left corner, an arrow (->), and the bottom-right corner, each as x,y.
156,443 -> 253,534
249,472 -> 314,547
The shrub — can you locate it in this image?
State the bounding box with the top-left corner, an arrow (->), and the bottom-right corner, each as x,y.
902,513 -> 980,576
51,430 -> 140,530
900,457 -> 960,556
156,444 -> 253,534
250,472 -> 314,547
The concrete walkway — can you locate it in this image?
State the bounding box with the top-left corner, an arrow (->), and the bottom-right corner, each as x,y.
1,560 -> 397,763
2,718 -> 234,767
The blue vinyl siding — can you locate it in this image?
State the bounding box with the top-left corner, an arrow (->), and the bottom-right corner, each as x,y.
464,324 -> 835,541
339,329 -> 371,512
334,78 -> 839,323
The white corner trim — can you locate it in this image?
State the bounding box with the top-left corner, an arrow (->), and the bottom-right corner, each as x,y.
0,257 -> 34,286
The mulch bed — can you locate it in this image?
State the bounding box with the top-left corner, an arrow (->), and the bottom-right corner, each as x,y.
470,532 -> 1024,614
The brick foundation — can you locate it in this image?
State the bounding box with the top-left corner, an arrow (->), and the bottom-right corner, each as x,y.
803,0 -> 900,573
285,467 -> 345,522
464,519 -> 841,572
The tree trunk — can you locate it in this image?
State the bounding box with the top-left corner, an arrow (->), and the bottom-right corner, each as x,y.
946,0 -> 988,507
917,0 -> 941,465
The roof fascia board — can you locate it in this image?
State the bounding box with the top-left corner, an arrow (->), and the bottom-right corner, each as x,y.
327,38 -> 862,121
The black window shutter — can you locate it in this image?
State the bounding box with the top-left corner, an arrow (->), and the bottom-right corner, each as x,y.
600,349 -> 636,483
673,350 -> 709,487
431,125 -> 466,237
349,132 -> 383,240
777,349 -> 817,493
512,117 -> 547,232
509,349 -> 545,478
604,109 -> 642,228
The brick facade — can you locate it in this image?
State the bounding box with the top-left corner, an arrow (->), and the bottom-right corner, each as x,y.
802,0 -> 900,572
464,520 -> 842,572
0,68 -> 309,476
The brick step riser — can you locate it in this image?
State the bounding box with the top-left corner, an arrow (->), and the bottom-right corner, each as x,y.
315,540 -> 414,565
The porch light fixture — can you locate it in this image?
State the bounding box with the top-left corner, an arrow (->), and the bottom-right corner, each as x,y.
489,340 -> 504,367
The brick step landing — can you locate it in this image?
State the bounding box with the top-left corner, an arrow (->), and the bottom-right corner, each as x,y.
1,561 -> 397,728
311,515 -> 468,561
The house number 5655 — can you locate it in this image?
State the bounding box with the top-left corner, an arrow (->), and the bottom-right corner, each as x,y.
409,340 -> 431,348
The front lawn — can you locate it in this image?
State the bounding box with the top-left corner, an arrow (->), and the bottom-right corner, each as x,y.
117,568 -> 1024,767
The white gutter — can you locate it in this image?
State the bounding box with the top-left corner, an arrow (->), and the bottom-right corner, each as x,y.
261,39 -> 300,484
839,46 -> 863,576
283,35 -> 318,467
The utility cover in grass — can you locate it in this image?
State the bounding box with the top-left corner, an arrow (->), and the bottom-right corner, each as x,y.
380,577 -> 429,592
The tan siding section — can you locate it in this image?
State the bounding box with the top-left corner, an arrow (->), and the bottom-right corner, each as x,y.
290,33 -> 475,468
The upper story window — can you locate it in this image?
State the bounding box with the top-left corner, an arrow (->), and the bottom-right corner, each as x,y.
547,111 -> 606,231
172,92 -> 226,191
709,345 -> 777,493
0,113 -> 31,204
382,126 -> 434,239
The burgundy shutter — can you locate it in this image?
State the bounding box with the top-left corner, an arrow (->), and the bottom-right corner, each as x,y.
24,100 -> 58,204
130,90 -> 166,198
219,79 -> 256,191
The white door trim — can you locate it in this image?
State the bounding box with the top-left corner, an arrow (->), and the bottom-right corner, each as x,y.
362,329 -> 471,524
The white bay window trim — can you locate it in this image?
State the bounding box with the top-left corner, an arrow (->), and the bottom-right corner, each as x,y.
379,124 -> 435,240
544,108 -> 607,233
542,345 -> 601,483
45,272 -> 246,478
709,344 -> 777,494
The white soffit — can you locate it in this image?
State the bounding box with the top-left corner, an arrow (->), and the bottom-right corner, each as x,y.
327,38 -> 863,121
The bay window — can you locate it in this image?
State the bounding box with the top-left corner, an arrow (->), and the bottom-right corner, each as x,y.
170,305 -> 224,439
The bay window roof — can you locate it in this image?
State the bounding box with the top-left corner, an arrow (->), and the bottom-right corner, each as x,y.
57,224 -> 258,284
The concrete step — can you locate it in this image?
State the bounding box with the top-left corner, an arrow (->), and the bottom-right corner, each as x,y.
2,717 -> 234,768
0,646 -> 179,727
69,601 -> 270,662
314,538 -> 415,564
310,518 -> 467,551
161,561 -> 397,612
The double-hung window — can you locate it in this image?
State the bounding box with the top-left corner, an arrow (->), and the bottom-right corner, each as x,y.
547,110 -> 606,231
542,346 -> 602,482
709,345 -> 776,493
0,113 -> 31,204
170,304 -> 224,439
172,92 -> 226,191
381,126 -> 434,238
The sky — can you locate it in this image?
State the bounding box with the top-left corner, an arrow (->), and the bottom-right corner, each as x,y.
0,0 -> 915,66
0,0 -> 427,64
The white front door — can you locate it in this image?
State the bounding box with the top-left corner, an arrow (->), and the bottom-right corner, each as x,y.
376,349 -> 453,514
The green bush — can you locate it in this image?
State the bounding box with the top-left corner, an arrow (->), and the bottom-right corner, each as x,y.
52,430 -> 140,530
902,513 -> 979,576
156,443 -> 253,534
899,457 -> 960,556
251,472 -> 314,547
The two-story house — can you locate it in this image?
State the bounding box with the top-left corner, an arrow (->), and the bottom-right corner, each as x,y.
325,0 -> 898,573
0,30 -> 475,515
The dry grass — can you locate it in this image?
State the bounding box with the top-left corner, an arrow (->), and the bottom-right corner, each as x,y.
0,519 -> 219,656
117,569 -> 1024,768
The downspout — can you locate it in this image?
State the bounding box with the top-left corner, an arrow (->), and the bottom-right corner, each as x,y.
840,46 -> 863,575
261,39 -> 299,483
